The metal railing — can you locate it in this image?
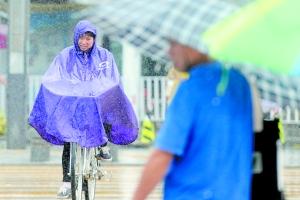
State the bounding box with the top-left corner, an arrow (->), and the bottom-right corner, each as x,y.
139,76 -> 167,122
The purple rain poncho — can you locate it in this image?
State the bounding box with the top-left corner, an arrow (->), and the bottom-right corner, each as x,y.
28,20 -> 139,147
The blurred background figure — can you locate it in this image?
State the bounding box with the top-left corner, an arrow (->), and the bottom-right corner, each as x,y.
133,40 -> 254,200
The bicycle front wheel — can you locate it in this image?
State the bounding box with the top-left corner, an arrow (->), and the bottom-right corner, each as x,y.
70,142 -> 83,200
84,148 -> 98,200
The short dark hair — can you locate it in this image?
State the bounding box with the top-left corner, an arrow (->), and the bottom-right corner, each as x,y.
85,31 -> 95,38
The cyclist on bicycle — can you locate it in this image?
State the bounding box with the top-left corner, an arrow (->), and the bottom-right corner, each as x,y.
28,20 -> 139,199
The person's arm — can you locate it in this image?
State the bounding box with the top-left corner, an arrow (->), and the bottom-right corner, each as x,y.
132,149 -> 173,200
133,82 -> 195,200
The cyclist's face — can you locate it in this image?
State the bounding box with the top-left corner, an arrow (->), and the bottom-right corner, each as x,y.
78,34 -> 94,52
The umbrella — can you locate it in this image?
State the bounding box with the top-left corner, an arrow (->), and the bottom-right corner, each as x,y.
203,0 -> 300,76
80,0 -> 240,63
77,0 -> 300,108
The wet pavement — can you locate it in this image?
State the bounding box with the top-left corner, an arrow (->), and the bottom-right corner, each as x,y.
0,138 -> 162,199
1,139 -> 300,200
0,165 -> 162,200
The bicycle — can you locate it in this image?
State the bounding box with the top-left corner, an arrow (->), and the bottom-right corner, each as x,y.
69,142 -> 108,200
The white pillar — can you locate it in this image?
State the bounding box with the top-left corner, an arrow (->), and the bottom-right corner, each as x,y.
6,0 -> 29,149
121,42 -> 141,121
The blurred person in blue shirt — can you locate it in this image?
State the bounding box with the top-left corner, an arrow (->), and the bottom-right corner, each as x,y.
133,40 -> 253,200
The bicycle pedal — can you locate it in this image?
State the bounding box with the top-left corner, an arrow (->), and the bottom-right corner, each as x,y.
97,173 -> 104,180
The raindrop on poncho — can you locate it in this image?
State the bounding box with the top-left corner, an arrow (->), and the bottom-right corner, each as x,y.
28,20 -> 139,147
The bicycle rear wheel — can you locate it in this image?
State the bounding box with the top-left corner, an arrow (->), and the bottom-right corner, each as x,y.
70,143 -> 83,200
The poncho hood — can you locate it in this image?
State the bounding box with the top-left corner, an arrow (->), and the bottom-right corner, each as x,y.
73,20 -> 97,55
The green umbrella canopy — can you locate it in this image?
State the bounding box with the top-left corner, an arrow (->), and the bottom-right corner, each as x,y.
203,0 -> 300,75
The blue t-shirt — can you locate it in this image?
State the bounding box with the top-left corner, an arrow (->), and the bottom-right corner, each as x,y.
155,61 -> 253,200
